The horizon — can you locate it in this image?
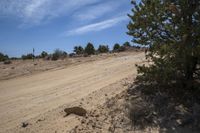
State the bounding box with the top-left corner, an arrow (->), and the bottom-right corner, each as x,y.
0,0 -> 134,57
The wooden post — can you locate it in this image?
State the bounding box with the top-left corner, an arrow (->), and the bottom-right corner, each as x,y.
33,48 -> 35,62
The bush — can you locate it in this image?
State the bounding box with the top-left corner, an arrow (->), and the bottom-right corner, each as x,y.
52,49 -> 67,61
40,51 -> 48,58
113,44 -> 126,52
123,42 -> 131,47
74,46 -> 84,55
0,52 -> 9,62
21,53 -> 34,60
113,43 -> 120,52
118,46 -> 126,52
69,53 -> 76,57
84,42 -> 95,55
98,45 -> 109,53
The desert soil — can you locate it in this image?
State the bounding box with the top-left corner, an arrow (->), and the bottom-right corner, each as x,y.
0,52 -> 145,133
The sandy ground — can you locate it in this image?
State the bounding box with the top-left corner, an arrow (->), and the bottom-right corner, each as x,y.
0,52 -> 145,133
0,52 -> 136,81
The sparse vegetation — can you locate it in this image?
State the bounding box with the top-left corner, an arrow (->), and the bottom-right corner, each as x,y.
84,42 -> 95,55
21,53 -> 34,60
113,43 -> 121,52
40,51 -> 48,58
52,49 -> 68,61
123,42 -> 131,47
74,46 -> 84,55
0,52 -> 9,62
98,45 -> 109,53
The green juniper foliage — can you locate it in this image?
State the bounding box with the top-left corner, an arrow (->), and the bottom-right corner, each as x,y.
98,45 -> 109,53
41,51 -> 48,58
0,52 -> 9,62
85,42 -> 95,55
123,41 -> 131,47
52,49 -> 67,60
113,43 -> 121,52
74,46 -> 84,55
127,0 -> 200,86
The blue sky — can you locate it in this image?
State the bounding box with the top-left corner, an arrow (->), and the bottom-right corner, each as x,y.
0,0 -> 133,57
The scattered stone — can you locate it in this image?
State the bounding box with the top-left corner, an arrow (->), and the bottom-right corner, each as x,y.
95,114 -> 100,118
36,118 -> 45,123
92,123 -> 96,128
64,106 -> 87,117
21,122 -> 29,128
81,119 -> 86,124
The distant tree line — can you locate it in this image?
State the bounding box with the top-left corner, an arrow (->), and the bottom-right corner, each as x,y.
73,41 -> 140,56
0,41 -> 142,62
0,52 -> 9,62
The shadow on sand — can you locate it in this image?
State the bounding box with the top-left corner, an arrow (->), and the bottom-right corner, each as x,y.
127,82 -> 200,133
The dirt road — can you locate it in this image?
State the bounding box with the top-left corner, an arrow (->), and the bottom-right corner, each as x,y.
0,52 -> 144,133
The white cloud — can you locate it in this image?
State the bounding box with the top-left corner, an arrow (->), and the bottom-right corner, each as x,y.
0,0 -> 100,27
64,16 -> 128,36
0,0 -> 128,28
73,1 -> 122,21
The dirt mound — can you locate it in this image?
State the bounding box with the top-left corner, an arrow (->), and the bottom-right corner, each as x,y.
69,85 -> 200,133
69,92 -> 133,133
64,107 -> 87,117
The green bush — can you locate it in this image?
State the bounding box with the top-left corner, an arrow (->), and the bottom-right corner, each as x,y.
113,43 -> 121,52
118,46 -> 126,52
98,45 -> 109,53
21,53 -> 34,60
74,46 -> 84,55
84,42 -> 95,55
113,43 -> 126,52
52,49 -> 67,61
123,42 -> 131,47
0,52 -> 9,62
40,51 -> 48,58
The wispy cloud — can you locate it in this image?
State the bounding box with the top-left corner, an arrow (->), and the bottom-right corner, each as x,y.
73,1 -> 122,21
64,16 -> 128,36
0,0 -> 100,27
0,0 -> 128,29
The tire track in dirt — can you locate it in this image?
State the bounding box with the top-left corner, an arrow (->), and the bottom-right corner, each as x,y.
0,52 -> 145,132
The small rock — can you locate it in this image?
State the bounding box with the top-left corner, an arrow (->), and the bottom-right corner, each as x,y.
95,114 -> 100,117
36,118 -> 45,123
81,119 -> 86,124
64,107 -> 87,117
176,119 -> 182,126
21,122 -> 29,128
92,123 -> 96,128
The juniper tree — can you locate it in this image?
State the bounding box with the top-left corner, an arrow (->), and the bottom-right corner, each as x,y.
41,51 -> 48,58
0,52 -> 9,62
123,42 -> 131,47
113,43 -> 121,52
85,42 -> 95,55
98,45 -> 109,53
127,0 -> 200,87
74,46 -> 84,55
